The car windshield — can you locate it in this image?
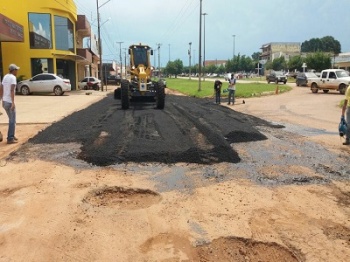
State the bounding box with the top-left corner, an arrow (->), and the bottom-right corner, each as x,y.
305,73 -> 318,78
336,70 -> 350,78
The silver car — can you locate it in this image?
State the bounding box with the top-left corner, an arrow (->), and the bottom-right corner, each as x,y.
17,73 -> 71,96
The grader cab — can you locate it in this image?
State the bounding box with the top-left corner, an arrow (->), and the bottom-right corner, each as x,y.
114,43 -> 165,109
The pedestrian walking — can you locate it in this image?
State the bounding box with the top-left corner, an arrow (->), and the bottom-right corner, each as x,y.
0,64 -> 19,144
214,79 -> 222,104
341,86 -> 350,145
227,73 -> 236,105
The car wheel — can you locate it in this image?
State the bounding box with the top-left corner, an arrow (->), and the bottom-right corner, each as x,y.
83,85 -> 88,90
296,81 -> 300,86
339,84 -> 346,94
21,85 -> 30,95
311,83 -> 318,93
54,86 -> 63,96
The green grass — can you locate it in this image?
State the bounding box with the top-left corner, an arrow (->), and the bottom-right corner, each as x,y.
165,78 -> 292,98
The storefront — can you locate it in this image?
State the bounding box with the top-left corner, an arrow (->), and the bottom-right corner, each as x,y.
0,13 -> 24,79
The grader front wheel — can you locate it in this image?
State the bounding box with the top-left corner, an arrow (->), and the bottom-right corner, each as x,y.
121,80 -> 130,109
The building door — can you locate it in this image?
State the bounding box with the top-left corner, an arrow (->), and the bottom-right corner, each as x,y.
56,59 -> 76,90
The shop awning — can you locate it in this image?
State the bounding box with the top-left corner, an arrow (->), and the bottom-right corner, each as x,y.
52,53 -> 91,64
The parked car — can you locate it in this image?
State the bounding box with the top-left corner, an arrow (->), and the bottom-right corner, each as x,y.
78,77 -> 101,90
224,73 -> 232,81
296,72 -> 319,87
106,74 -> 121,85
16,73 -> 71,96
266,71 -> 287,84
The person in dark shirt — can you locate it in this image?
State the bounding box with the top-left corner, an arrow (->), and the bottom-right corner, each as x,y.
214,79 -> 222,104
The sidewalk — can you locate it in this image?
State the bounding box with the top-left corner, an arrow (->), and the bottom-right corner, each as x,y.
0,89 -> 112,124
0,89 -> 113,158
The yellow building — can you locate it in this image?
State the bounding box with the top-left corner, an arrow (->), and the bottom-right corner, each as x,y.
0,0 -> 98,90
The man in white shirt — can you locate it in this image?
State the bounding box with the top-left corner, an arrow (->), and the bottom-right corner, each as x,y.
227,73 -> 236,105
0,64 -> 19,144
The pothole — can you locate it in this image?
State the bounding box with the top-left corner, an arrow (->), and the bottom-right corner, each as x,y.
83,186 -> 161,209
195,236 -> 303,262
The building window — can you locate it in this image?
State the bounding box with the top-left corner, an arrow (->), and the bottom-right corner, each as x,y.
28,13 -> 52,49
54,16 -> 74,52
31,58 -> 53,76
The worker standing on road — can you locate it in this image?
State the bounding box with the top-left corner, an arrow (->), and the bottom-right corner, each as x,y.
227,73 -> 236,105
214,79 -> 222,104
341,86 -> 350,145
0,64 -> 19,144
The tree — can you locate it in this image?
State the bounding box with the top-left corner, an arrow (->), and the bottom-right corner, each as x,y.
225,54 -> 255,73
165,59 -> 183,77
271,57 -> 287,71
288,55 -> 304,71
301,36 -> 341,54
304,52 -> 331,71
251,52 -> 261,61
206,64 -> 217,74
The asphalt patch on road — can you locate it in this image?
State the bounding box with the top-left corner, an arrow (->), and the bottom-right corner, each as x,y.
27,94 -> 280,166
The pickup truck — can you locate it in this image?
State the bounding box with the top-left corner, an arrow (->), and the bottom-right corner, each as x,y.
309,69 -> 350,94
266,71 -> 287,84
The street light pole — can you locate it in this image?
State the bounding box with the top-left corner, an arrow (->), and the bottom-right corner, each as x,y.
96,0 -> 103,90
198,0 -> 202,91
122,47 -> 127,78
168,44 -> 171,63
189,42 -> 192,80
157,43 -> 162,80
232,34 -> 236,60
116,41 -> 123,77
96,0 -> 111,91
202,12 -> 208,82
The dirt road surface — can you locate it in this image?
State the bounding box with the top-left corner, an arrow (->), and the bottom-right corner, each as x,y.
0,85 -> 349,262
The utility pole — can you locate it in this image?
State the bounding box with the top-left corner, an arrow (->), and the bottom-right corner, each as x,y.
232,34 -> 236,59
122,47 -> 128,78
168,44 -> 171,63
116,41 -> 123,77
96,0 -> 103,91
157,43 -> 162,79
202,12 -> 208,82
189,42 -> 192,80
96,0 -> 111,91
198,0 -> 203,91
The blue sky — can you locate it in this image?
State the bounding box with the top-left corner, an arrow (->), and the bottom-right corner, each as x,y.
74,0 -> 350,67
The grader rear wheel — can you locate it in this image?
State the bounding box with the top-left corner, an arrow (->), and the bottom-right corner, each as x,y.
156,82 -> 165,109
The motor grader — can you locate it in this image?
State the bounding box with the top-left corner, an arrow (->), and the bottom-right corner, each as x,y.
114,43 -> 165,109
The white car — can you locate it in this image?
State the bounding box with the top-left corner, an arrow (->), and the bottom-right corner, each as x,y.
78,77 -> 101,90
17,73 -> 71,96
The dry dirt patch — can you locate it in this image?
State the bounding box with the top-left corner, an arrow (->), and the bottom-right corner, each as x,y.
83,186 -> 161,209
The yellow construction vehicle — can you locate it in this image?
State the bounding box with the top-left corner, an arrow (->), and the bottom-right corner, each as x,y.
114,43 -> 165,109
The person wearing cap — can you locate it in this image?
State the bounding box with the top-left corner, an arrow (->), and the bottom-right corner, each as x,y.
0,64 -> 19,144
